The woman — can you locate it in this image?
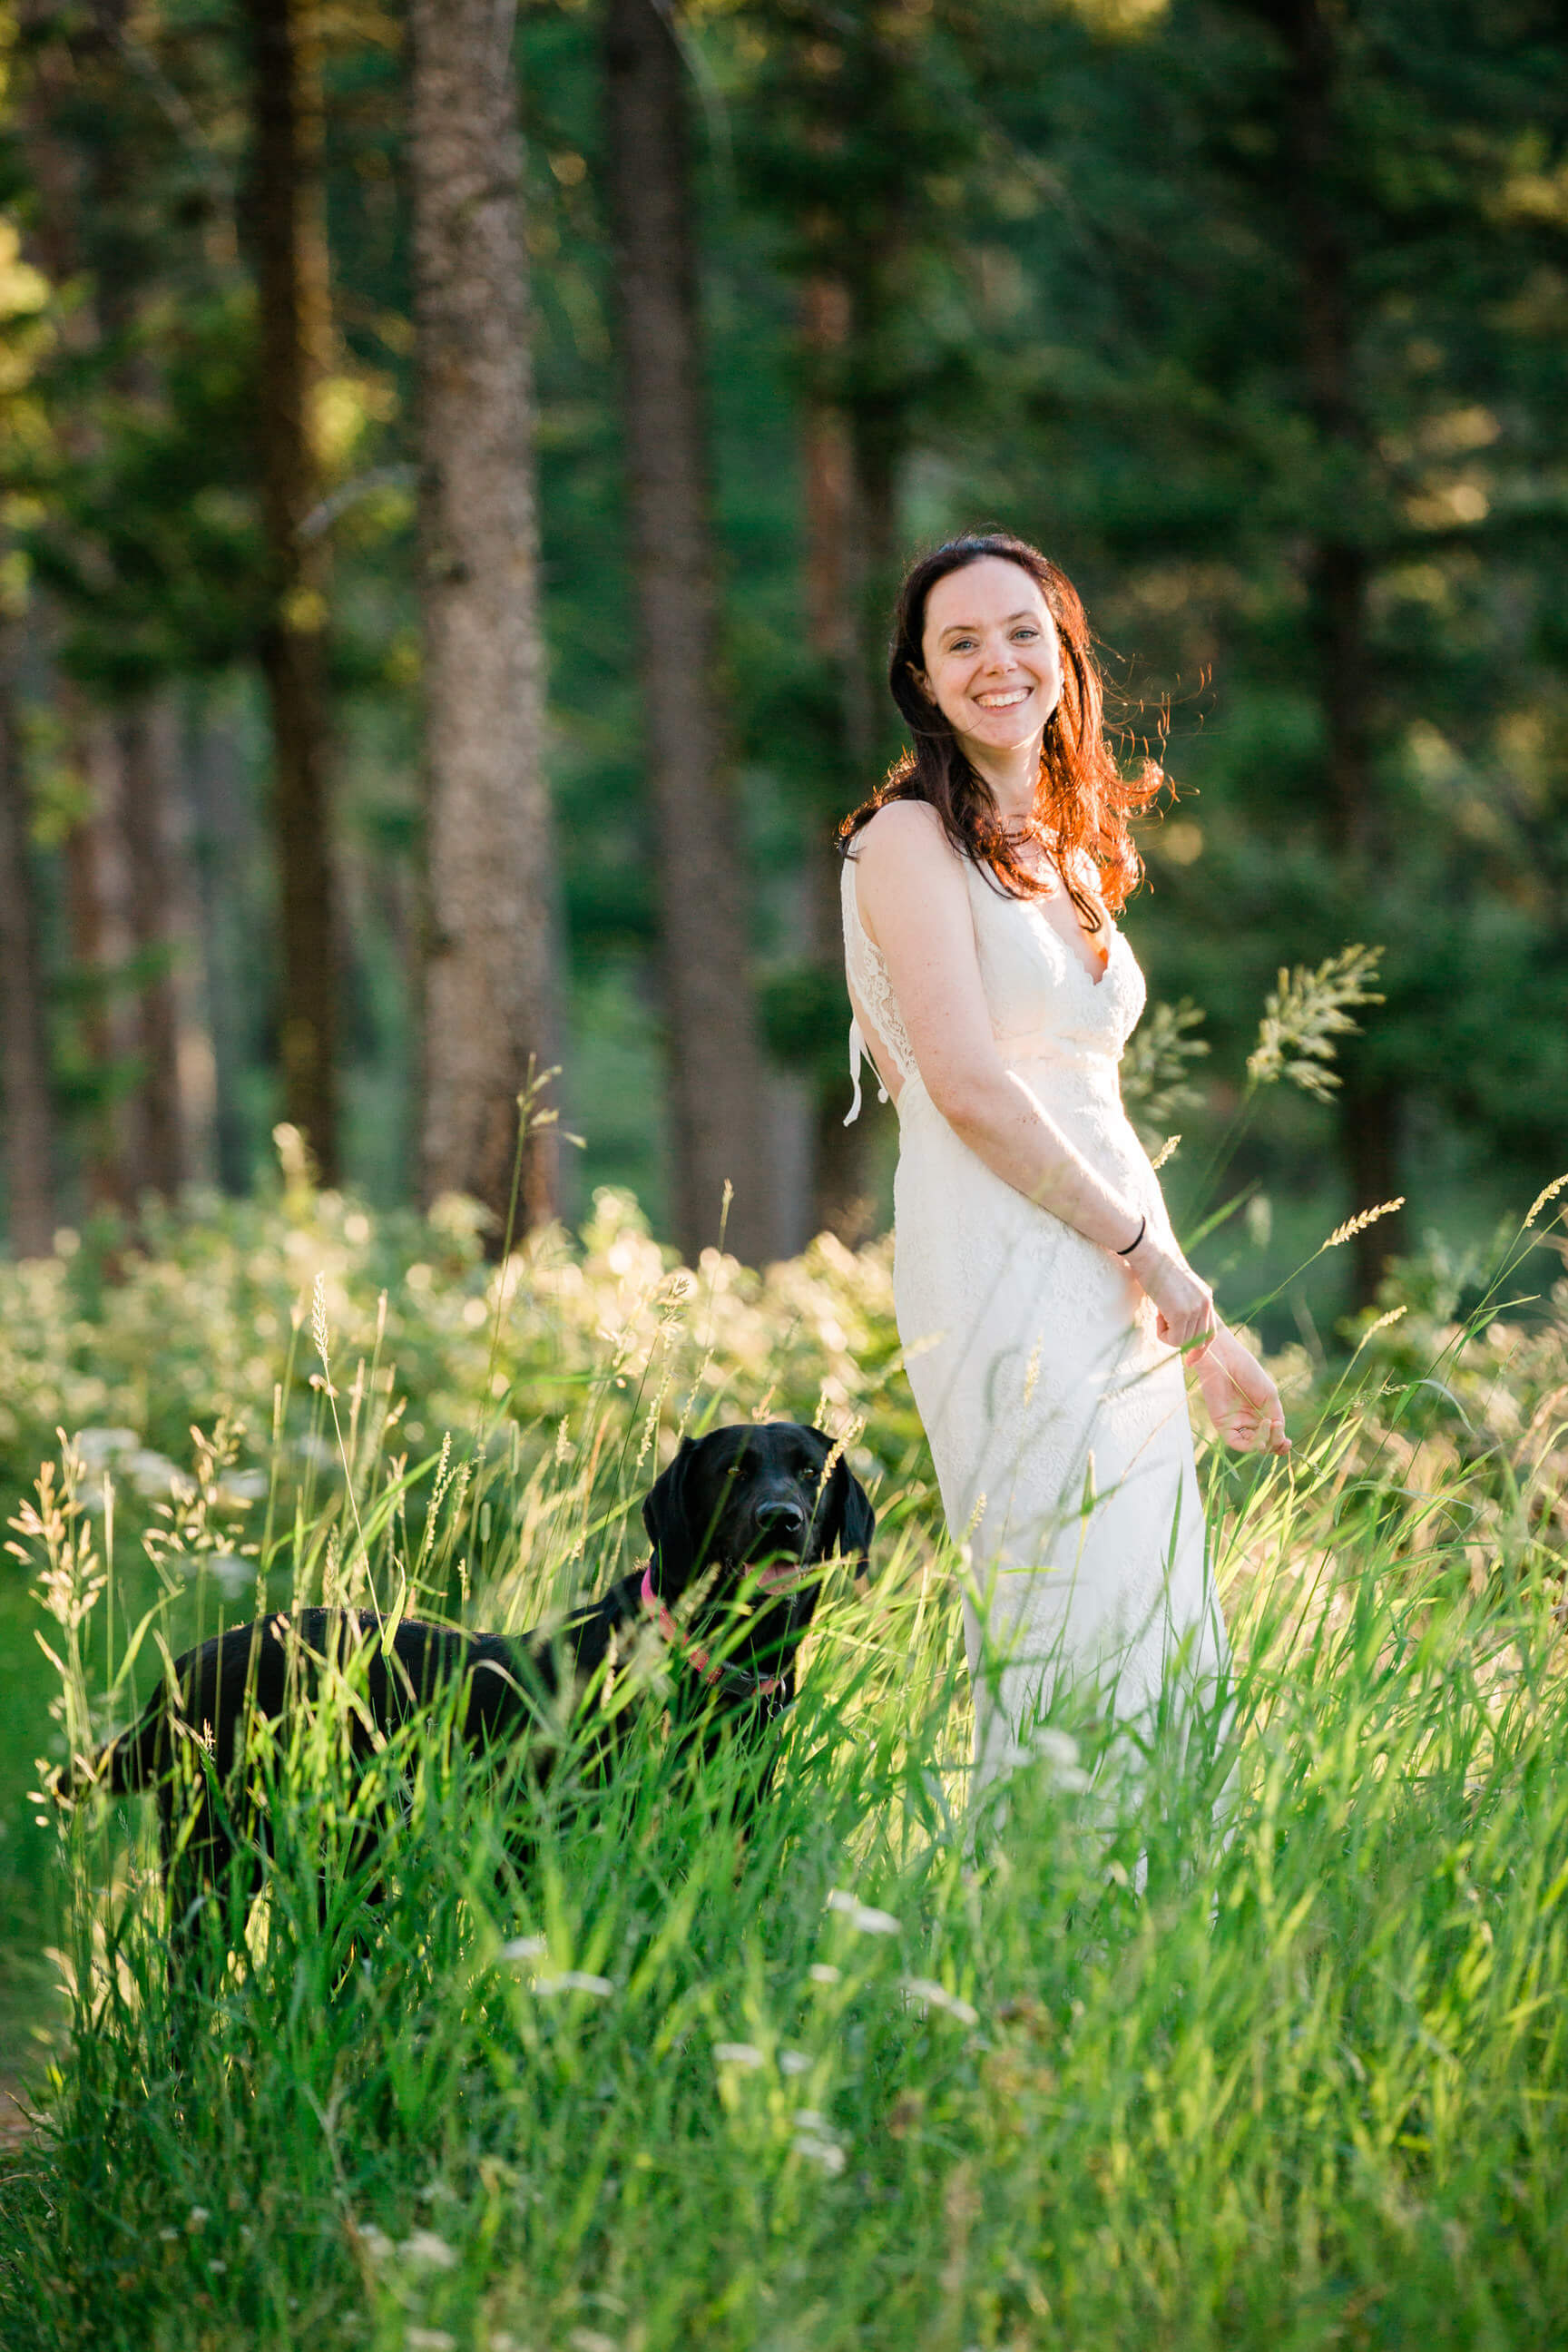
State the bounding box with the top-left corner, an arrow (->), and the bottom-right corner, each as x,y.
840,532 -> 1288,1800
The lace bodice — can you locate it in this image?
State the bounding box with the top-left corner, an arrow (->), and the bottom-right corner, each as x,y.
840,856 -> 915,1122
839,848 -> 1145,1122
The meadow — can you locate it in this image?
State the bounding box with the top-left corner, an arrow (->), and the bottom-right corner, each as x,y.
0,1133 -> 1566,2349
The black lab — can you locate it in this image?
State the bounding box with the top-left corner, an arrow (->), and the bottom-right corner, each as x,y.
80,1422 -> 873,1989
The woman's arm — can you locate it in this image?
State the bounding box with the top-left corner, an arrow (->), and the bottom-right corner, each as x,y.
853,802 -> 1214,1352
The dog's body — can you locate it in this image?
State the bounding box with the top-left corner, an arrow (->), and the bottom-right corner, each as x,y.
87,1423 -> 873,1984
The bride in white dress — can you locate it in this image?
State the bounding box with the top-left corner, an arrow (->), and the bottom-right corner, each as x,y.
839,533 -> 1289,1805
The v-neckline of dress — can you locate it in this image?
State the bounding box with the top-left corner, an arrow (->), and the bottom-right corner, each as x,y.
997,839 -> 1114,990
1029,882 -> 1115,991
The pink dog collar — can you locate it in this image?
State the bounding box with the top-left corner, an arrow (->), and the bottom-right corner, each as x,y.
640,1562 -> 784,1698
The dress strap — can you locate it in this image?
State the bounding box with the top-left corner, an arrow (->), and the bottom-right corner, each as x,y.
844,1014 -> 888,1128
839,856 -> 910,1123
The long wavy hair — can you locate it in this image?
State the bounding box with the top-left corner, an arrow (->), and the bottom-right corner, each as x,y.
838,532 -> 1162,931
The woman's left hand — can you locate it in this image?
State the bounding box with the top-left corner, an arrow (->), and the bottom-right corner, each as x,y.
1195,1326 -> 1290,1456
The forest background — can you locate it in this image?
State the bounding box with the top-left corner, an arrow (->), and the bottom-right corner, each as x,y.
0,0 -> 1566,1332
2,5 -> 1568,2313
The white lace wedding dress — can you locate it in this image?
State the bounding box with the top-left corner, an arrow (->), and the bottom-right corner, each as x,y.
841,848 -> 1228,1801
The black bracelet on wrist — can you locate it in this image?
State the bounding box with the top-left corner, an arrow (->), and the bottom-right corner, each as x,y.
1114,1213 -> 1147,1257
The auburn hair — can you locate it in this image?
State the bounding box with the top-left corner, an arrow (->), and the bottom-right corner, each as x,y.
838,532 -> 1162,931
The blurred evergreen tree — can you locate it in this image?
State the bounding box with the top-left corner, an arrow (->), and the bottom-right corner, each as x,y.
940,0 -> 1568,1299
730,0 -> 991,1235
242,0 -> 340,1180
0,0 -> 1561,1298
601,0 -> 772,1266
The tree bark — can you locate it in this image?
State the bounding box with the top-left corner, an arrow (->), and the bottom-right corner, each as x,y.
603,0 -> 771,1267
0,636 -> 57,1256
410,0 -> 558,1240
118,697 -> 191,1199
243,0 -> 339,1182
799,273 -> 887,1244
59,695 -> 137,1213
15,19 -> 139,1214
189,690 -> 260,1195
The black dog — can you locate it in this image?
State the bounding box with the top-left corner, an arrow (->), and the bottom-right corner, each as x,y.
83,1422 -> 873,1983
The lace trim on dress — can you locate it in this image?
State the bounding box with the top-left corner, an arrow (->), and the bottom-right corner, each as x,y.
840,857 -> 916,1125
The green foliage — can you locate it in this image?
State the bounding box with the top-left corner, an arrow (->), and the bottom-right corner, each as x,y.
25,289 -> 268,691
3,0 -> 1565,1254
2,1186 -> 1568,2344
1246,944 -> 1385,1102
1118,993 -> 1210,1145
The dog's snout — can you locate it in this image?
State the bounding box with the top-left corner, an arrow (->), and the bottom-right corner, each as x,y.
756,1497 -> 807,1539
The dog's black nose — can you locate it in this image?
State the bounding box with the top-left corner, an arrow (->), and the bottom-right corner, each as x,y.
756,1499 -> 807,1540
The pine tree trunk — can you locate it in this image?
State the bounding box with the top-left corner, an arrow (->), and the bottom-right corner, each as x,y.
118,698 -> 190,1199
244,0 -> 339,1182
603,0 -> 771,1267
16,26 -> 139,1214
60,694 -> 137,1213
189,692 -> 259,1195
410,0 -> 557,1240
1340,1068 -> 1406,1307
799,275 -> 893,1243
0,636 -> 56,1256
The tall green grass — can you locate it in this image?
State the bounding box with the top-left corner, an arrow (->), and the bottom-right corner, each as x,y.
2,1178 -> 1567,2349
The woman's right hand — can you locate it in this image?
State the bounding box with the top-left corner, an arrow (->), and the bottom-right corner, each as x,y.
1125,1230 -> 1215,1357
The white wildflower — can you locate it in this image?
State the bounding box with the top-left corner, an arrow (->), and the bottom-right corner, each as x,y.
792,2133 -> 847,2174
407,2332 -> 456,2352
713,2042 -> 765,2069
357,2223 -> 396,2264
73,1428 -> 137,1471
779,2050 -> 812,2076
853,1905 -> 900,1936
902,1977 -> 979,2027
186,2207 -> 209,2229
127,1450 -> 182,1499
808,1964 -> 841,1986
826,1887 -> 900,1936
533,1971 -> 612,1998
498,1936 -> 549,1963
792,2109 -> 828,2131
216,1469 -> 268,1504
399,2229 -> 458,2269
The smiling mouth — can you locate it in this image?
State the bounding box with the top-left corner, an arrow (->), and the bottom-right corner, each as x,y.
975,687 -> 1031,710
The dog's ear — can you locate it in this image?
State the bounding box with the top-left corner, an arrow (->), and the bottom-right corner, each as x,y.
818,1440 -> 876,1575
642,1436 -> 701,1596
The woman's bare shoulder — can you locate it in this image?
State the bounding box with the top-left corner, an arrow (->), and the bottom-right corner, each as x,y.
852,799 -> 961,870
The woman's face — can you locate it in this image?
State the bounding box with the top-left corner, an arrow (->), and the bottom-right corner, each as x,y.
914,556 -> 1063,760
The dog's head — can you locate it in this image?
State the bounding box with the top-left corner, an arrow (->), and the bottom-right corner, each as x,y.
642,1421 -> 875,1673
